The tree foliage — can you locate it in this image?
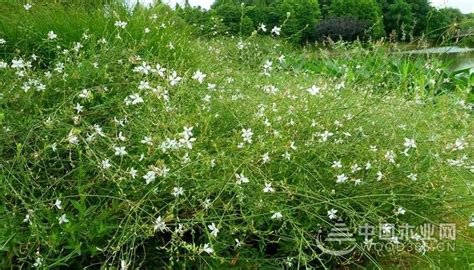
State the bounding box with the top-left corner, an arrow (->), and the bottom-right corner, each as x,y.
176,0 -> 467,43
329,0 -> 385,38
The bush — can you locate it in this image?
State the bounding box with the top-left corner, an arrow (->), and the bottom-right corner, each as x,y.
329,0 -> 385,38
314,16 -> 369,41
0,2 -> 472,269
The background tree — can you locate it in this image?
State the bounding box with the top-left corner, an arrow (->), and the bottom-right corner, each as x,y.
405,0 -> 431,36
384,0 -> 414,40
329,0 -> 385,38
426,7 -> 463,40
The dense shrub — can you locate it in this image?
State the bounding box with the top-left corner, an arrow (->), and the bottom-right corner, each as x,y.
0,1 -> 472,269
329,0 -> 385,38
314,16 -> 368,41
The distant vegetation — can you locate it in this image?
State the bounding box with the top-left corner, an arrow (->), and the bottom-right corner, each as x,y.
176,0 -> 473,45
0,0 -> 472,269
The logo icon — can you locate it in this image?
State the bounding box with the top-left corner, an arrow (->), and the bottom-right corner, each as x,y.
316,218 -> 357,256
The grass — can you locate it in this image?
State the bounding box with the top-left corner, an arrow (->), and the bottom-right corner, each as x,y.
0,1 -> 472,269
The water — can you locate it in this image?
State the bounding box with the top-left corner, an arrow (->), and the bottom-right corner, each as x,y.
402,46 -> 474,73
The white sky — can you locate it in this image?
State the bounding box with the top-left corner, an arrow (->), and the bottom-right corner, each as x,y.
129,0 -> 473,13
431,0 -> 473,13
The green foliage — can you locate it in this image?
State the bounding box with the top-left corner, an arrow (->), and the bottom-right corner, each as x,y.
426,8 -> 463,41
384,0 -> 415,41
329,0 -> 385,38
0,1 -> 472,269
405,0 -> 431,36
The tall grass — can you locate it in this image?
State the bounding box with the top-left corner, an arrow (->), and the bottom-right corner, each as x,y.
0,1 -> 472,268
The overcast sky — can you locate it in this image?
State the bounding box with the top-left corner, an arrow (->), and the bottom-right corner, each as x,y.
129,0 -> 473,13
431,0 -> 473,13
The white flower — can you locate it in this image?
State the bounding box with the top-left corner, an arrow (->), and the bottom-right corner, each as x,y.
365,162 -> 372,170
141,136 -> 153,145
290,141 -> 297,150
271,26 -> 281,36
376,171 -> 383,181
79,89 -> 91,99
235,173 -> 249,185
68,134 -> 79,145
172,186 -> 184,197
336,174 -> 348,183
179,135 -> 196,149
447,138 -> 467,151
124,93 -> 143,105
201,243 -> 214,254
58,214 -> 69,224
394,207 -> 406,215
74,103 -> 84,114
262,152 -> 270,163
319,131 -> 333,142
235,238 -> 242,247
143,171 -> 156,184
192,70 -> 206,84
263,60 -> 272,76
114,146 -> 127,156
168,71 -> 182,86
271,211 -> 283,219
278,54 -> 285,63
154,216 -> 167,232
327,209 -> 338,220
404,138 -> 417,149
307,85 -> 321,96
203,198 -> 211,209
351,164 -> 361,173
381,223 -> 393,234
47,31 -> 57,40
385,150 -> 396,163
154,64 -> 166,77
114,20 -> 128,29
258,23 -> 267,32
23,214 -> 31,224
129,168 -> 137,179
133,62 -> 152,75
138,80 -> 150,90
101,159 -> 111,169
54,199 -> 62,210
407,173 -> 417,181
24,3 -> 32,10
332,160 -> 342,169
0,39 -> 5,45
118,132 -> 127,141
208,222 -> 219,237
263,183 -> 274,193
241,128 -> 253,144
33,256 -> 44,268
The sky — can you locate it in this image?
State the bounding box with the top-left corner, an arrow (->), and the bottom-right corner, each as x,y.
431,0 -> 473,13
129,0 -> 473,13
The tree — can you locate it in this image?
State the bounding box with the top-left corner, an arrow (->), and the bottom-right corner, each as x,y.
384,0 -> 414,40
330,0 -> 385,38
405,0 -> 431,36
212,3 -> 243,34
426,7 -> 463,39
